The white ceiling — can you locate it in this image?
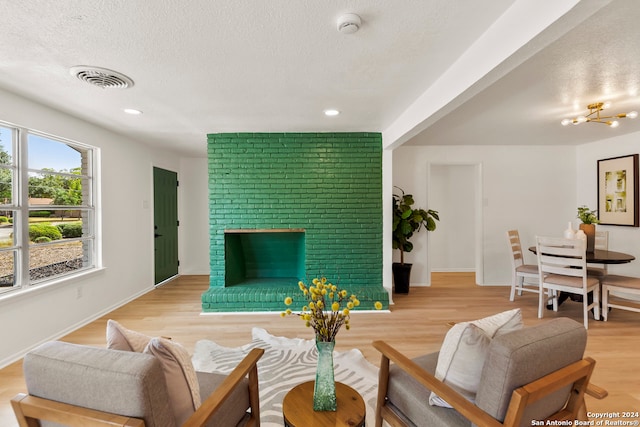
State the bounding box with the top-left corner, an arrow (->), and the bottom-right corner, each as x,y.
407,0 -> 640,147
1,1 -> 639,157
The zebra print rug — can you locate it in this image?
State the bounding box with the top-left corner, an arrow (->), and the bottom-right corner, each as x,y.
192,327 -> 379,426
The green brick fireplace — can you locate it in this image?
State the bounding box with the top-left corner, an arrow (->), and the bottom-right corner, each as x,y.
203,132 -> 388,312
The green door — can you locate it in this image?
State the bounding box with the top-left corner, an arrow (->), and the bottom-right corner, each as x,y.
153,167 -> 179,285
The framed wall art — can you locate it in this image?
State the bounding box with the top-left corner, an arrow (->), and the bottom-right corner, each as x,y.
597,154 -> 639,226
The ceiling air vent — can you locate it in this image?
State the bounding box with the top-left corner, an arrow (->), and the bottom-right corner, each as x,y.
70,66 -> 134,89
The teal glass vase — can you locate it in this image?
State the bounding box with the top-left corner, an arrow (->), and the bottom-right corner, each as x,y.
313,339 -> 337,411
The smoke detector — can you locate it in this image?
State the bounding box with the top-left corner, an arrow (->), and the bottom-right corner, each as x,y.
70,66 -> 134,89
337,13 -> 361,34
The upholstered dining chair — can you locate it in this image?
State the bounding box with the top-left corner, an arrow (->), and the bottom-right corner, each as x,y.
601,274 -> 640,320
374,317 -> 599,427
506,230 -> 539,301
11,341 -> 264,427
536,236 -> 600,329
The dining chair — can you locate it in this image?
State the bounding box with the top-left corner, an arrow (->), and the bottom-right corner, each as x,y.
601,274 -> 640,320
506,230 -> 539,301
587,230 -> 609,277
536,236 -> 600,329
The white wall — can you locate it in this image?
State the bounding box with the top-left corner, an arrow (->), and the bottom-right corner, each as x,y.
576,131 -> 640,277
178,157 -> 210,275
0,88 -> 182,367
393,145 -> 577,285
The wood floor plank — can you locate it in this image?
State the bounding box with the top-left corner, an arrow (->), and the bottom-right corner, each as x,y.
1,272 -> 638,425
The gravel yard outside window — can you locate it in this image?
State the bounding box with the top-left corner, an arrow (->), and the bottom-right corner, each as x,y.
0,122 -> 98,295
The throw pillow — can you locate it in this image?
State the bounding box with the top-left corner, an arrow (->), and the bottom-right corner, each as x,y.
106,319 -> 152,352
429,308 -> 523,408
144,337 -> 202,426
429,323 -> 490,407
471,307 -> 523,338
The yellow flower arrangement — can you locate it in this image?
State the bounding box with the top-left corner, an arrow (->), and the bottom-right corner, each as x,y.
282,277 -> 382,342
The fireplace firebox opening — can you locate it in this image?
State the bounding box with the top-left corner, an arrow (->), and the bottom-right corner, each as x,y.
224,229 -> 305,287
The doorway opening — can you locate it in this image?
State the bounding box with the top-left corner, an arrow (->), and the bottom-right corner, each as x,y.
428,163 -> 483,284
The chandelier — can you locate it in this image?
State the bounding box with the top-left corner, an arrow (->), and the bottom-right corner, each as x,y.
561,102 -> 638,128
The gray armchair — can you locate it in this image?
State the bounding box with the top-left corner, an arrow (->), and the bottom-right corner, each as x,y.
374,318 -> 599,427
11,341 -> 263,427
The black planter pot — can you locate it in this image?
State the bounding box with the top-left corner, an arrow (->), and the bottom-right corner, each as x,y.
392,262 -> 413,294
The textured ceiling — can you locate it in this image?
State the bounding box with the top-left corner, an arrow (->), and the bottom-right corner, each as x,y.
1,1 -> 637,156
407,0 -> 640,146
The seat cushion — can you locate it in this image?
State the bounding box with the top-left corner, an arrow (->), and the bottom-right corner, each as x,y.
544,274 -> 599,288
475,317 -> 587,425
196,371 -> 251,427
516,264 -> 538,275
602,274 -> 640,289
23,341 -> 175,427
387,353 -> 471,427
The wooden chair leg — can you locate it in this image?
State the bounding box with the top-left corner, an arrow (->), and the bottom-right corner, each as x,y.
602,285 -> 609,321
517,276 -> 524,297
577,383 -> 609,421
375,355 -> 390,427
538,287 -> 545,319
510,275 -> 516,301
576,396 -> 588,421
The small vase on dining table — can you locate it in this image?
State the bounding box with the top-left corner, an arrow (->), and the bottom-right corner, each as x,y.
563,222 -> 576,239
313,339 -> 337,411
579,223 -> 596,253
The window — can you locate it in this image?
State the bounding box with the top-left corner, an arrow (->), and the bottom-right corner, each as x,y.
0,122 -> 98,295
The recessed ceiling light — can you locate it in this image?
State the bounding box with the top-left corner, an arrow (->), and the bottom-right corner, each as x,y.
124,108 -> 142,115
324,109 -> 340,116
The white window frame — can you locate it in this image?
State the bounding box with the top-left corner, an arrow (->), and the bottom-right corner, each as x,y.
0,121 -> 100,296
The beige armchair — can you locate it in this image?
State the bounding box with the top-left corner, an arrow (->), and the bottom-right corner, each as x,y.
11,341 -> 263,427
374,318 -> 601,427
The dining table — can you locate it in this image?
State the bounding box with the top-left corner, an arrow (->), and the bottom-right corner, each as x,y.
528,247 -> 636,264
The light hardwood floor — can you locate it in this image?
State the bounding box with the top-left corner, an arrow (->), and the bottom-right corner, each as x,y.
2,273 -> 639,425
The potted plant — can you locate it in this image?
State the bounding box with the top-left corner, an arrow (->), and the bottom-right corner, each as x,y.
577,205 -> 599,252
392,187 -> 439,293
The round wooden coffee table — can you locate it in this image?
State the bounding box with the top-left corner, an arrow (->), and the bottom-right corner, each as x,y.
282,381 -> 365,427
